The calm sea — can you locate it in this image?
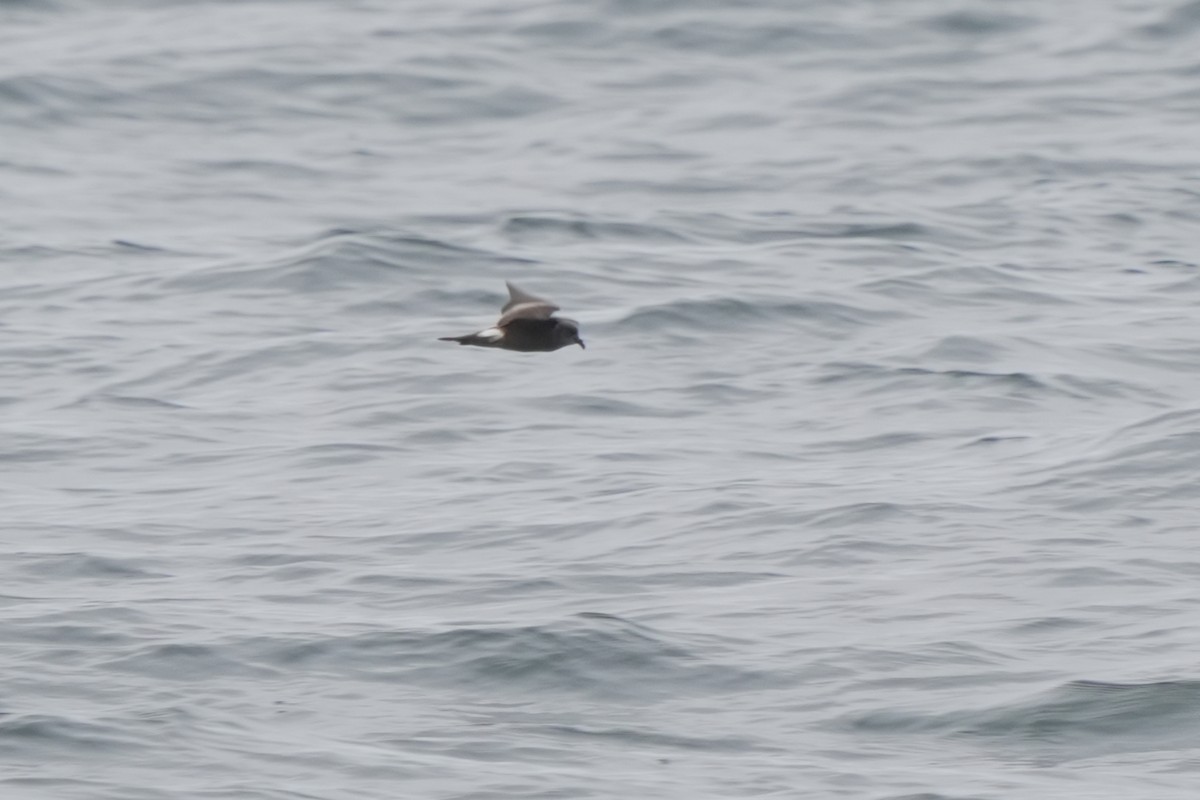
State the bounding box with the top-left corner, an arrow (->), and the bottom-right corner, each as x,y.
3,1 -> 1200,798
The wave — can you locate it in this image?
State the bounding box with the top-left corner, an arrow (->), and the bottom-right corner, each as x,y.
847,679 -> 1200,762
619,296 -> 898,336
157,229 -> 510,294
102,613 -> 770,702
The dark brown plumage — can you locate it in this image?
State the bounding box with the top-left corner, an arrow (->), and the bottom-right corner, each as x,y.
439,282 -> 585,352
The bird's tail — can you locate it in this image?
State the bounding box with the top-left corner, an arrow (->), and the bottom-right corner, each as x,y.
437,330 -> 502,347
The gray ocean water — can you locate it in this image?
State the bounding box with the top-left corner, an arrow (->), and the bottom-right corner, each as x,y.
4,1 -> 1200,798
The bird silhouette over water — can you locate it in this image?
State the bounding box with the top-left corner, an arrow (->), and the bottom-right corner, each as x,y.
438,282 -> 585,352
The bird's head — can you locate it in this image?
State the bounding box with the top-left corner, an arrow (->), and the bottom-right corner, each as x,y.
556,319 -> 585,350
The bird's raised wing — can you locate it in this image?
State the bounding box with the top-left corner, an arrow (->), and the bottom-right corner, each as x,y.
497,281 -> 560,326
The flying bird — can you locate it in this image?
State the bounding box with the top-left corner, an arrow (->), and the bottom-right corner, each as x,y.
438,282 -> 585,352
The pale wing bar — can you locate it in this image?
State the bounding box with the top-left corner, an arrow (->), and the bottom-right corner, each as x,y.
498,281 -> 559,326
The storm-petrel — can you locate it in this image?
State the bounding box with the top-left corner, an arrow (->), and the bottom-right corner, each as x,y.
438,282 -> 585,352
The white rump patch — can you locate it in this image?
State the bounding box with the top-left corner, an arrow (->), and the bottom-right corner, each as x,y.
478,327 -> 504,342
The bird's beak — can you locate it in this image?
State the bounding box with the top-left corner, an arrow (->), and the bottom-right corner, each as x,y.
576,338 -> 586,349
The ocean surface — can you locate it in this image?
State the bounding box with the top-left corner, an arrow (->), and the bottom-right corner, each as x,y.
3,1 -> 1200,798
